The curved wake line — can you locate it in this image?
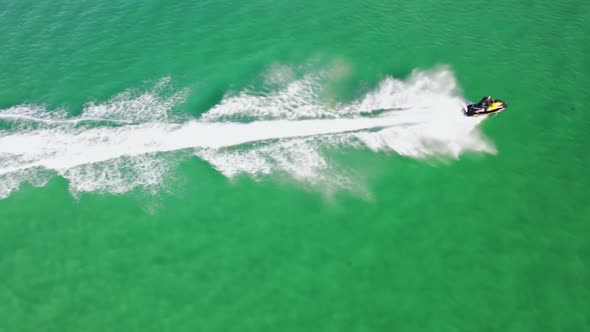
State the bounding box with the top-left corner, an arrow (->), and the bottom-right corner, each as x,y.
0,66 -> 496,199
0,113 -> 134,125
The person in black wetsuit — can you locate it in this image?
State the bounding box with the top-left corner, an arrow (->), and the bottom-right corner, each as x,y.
479,96 -> 493,109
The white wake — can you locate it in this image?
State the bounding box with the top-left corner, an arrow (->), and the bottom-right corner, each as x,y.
0,67 -> 495,199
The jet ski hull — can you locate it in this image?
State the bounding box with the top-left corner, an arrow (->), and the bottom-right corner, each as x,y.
464,100 -> 507,117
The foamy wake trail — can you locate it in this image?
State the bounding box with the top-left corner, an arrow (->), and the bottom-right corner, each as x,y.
0,67 -> 495,199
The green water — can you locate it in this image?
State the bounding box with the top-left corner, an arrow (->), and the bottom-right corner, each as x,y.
1,1 -> 589,331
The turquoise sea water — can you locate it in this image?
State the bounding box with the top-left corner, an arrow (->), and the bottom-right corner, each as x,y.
1,1 -> 589,331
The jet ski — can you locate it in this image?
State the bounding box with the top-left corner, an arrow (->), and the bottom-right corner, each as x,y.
464,96 -> 508,117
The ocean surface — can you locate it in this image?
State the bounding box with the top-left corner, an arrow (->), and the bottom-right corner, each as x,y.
1,1 -> 589,331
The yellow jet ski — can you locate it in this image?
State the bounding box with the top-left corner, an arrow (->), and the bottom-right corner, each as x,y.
464,96 -> 508,117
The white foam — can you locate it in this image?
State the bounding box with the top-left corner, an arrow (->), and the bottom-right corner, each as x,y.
0,77 -> 186,127
201,76 -> 330,121
0,66 -> 496,199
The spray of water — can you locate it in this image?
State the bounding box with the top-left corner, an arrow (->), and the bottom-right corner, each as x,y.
0,67 -> 495,199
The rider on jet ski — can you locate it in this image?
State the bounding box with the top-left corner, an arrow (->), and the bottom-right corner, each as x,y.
478,96 -> 493,109
464,95 -> 508,116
